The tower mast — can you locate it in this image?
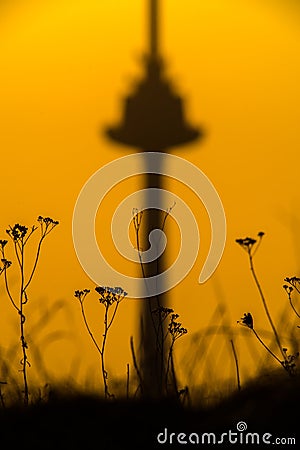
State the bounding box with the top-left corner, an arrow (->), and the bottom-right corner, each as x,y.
150,0 -> 159,58
106,0 -> 201,397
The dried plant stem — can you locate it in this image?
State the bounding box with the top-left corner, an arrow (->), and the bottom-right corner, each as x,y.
77,289 -> 124,399
133,211 -> 159,341
19,242 -> 29,406
157,207 -> 174,381
80,302 -> 102,355
133,213 -> 147,282
165,341 -> 173,392
230,339 -> 241,391
24,236 -> 44,291
248,252 -> 286,362
288,295 -> 300,319
126,363 -> 130,400
251,328 -> 283,366
130,336 -> 143,395
101,304 -> 111,398
80,301 -> 111,398
166,341 -> 178,395
3,268 -> 18,311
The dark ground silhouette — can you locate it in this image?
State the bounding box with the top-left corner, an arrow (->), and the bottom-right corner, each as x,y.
0,371 -> 298,449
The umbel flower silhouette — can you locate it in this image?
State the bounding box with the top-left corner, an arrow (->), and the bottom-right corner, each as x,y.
283,278 -> 300,325
0,216 -> 59,406
238,312 -> 253,329
74,286 -> 127,398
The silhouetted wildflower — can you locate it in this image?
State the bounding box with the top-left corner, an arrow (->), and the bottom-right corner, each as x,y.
283,278 -> 300,322
281,348 -> 299,375
74,289 -> 90,303
284,276 -> 300,291
132,208 -> 143,233
95,286 -> 105,296
237,312 -> 293,372
6,224 -> 28,242
235,237 -> 256,250
236,231 -> 289,371
168,313 -> 187,340
75,285 -> 126,399
0,240 -> 8,252
110,286 -> 127,296
236,232 -> 265,254
153,306 -> 174,321
37,216 -> 59,226
165,311 -> 187,395
1,258 -> 12,269
37,216 -> 59,237
238,312 -> 254,329
283,284 -> 293,295
95,286 -> 127,307
1,216 -> 59,406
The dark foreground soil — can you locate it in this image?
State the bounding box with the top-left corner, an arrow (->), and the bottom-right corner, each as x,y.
0,373 -> 299,449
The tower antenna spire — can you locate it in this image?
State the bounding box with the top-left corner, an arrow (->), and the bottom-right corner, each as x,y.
150,0 -> 159,57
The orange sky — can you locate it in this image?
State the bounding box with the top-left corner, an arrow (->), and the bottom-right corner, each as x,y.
0,0 -> 300,394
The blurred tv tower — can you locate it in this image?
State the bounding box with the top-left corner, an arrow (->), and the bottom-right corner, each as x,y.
106,0 -> 201,397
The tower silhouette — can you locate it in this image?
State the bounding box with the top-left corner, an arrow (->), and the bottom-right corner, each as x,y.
106,0 -> 201,396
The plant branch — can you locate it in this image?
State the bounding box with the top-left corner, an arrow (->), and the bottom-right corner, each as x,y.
130,336 -> 143,394
80,302 -> 102,355
252,327 -> 283,366
248,251 -> 286,361
230,339 -> 241,391
23,236 -> 45,291
3,268 -> 19,312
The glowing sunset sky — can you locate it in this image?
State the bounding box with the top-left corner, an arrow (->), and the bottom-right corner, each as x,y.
0,0 -> 300,390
